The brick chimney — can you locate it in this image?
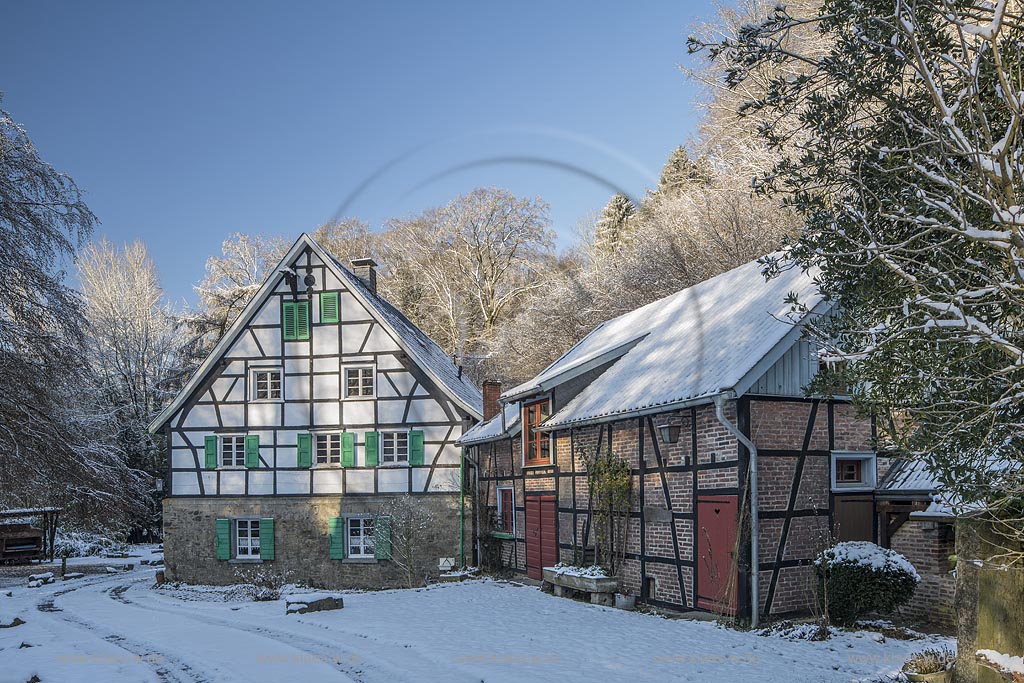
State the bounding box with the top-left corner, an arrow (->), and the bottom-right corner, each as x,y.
351,257 -> 377,295
482,380 -> 502,421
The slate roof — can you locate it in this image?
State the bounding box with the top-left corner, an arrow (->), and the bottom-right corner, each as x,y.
457,402 -> 521,446
876,458 -> 940,496
513,257 -> 824,429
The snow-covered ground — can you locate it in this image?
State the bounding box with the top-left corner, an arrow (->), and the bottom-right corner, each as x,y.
0,547 -> 952,683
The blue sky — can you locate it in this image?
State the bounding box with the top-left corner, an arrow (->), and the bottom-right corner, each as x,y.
2,1 -> 711,305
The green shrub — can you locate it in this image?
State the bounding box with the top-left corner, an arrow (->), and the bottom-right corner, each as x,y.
814,541 -> 919,626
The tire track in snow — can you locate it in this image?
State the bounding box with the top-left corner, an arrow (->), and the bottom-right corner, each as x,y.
35,576 -> 208,683
110,578 -> 469,683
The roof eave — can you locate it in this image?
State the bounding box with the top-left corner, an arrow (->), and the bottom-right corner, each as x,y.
536,391 -> 732,432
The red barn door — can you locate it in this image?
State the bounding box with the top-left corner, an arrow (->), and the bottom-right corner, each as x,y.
696,495 -> 738,614
525,495 -> 557,580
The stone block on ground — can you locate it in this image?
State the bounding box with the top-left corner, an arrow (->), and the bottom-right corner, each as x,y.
590,592 -> 614,606
285,593 -> 344,615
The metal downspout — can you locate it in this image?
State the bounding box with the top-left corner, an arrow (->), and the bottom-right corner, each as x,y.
713,392 -> 760,628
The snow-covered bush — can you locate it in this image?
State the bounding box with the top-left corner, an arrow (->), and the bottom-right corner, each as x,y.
814,542 -> 919,626
52,530 -> 128,558
231,565 -> 293,601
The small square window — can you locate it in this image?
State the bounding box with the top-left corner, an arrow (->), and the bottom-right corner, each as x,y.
235,519 -> 261,558
316,433 -> 341,465
345,367 -> 374,398
348,517 -> 376,558
221,436 -> 246,467
381,431 -> 409,463
831,451 -> 876,491
251,368 -> 282,401
836,459 -> 862,483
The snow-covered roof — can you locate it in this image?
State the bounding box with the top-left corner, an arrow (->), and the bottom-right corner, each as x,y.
876,458 -> 940,496
149,234 -> 481,432
457,402 -> 521,446
521,257 -> 823,429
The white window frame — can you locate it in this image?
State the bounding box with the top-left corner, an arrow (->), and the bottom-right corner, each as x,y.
347,516 -> 376,559
234,518 -> 262,559
314,432 -> 342,467
343,366 -> 375,399
380,430 -> 409,465
249,366 -> 283,402
496,486 -> 515,534
830,451 -> 877,492
220,434 -> 246,469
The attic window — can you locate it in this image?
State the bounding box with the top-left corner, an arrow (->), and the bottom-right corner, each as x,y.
251,368 -> 282,401
282,300 -> 311,341
831,451 -> 876,491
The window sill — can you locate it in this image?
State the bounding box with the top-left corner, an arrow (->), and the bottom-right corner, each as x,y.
378,463 -> 410,468
491,532 -> 515,540
522,462 -> 553,469
342,557 -> 377,564
229,558 -> 263,564
831,485 -> 874,493
342,396 -> 376,401
217,466 -> 248,471
249,399 -> 284,404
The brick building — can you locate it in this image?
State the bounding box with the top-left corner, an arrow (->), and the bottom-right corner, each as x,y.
460,257 -> 891,625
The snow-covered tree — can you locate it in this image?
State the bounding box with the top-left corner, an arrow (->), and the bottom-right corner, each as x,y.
594,193 -> 636,256
0,103 -> 147,523
697,0 -> 1024,555
192,232 -> 287,348
78,239 -> 189,492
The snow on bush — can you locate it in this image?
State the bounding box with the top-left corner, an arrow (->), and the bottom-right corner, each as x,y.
814,542 -> 919,627
548,563 -> 609,578
53,530 -> 127,558
816,542 -> 921,581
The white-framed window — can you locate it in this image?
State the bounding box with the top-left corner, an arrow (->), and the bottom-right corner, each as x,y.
830,451 -> 877,492
250,367 -> 283,401
348,517 -> 376,558
315,433 -> 341,466
221,435 -> 246,468
496,487 -> 514,534
235,518 -> 261,558
381,431 -> 409,464
344,366 -> 374,398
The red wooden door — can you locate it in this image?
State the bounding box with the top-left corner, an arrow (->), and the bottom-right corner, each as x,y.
525,495 -> 557,580
696,495 -> 738,614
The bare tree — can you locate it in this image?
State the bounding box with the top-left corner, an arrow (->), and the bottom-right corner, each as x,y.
374,494 -> 439,589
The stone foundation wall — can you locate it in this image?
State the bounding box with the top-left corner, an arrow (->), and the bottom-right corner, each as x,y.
162,494 -> 461,589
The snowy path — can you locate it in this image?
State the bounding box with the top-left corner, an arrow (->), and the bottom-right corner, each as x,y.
1,562 -> 952,683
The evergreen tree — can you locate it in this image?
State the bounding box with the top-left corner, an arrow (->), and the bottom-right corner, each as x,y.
594,193 -> 636,256
657,145 -> 712,195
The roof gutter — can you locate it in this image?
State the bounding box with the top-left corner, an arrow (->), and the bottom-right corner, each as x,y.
712,391 -> 760,629
535,394 -> 717,432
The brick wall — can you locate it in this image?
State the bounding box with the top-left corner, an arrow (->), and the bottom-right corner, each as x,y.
162,493 -> 460,589
890,519 -> 956,629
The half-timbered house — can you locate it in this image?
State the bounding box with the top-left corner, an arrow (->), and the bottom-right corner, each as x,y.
460,257 -> 884,625
150,234 -> 481,588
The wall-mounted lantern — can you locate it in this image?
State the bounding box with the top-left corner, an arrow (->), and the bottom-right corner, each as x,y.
656,424 -> 681,444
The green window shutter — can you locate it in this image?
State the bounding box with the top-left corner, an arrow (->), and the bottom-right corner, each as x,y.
215,518 -> 231,560
320,291 -> 339,324
340,432 -> 355,467
259,518 -> 275,560
409,430 -> 425,466
375,516 -> 391,560
328,517 -> 345,560
295,300 -> 311,340
204,435 -> 219,469
364,431 -> 379,467
282,301 -> 297,341
296,433 -> 312,469
244,435 -> 260,468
